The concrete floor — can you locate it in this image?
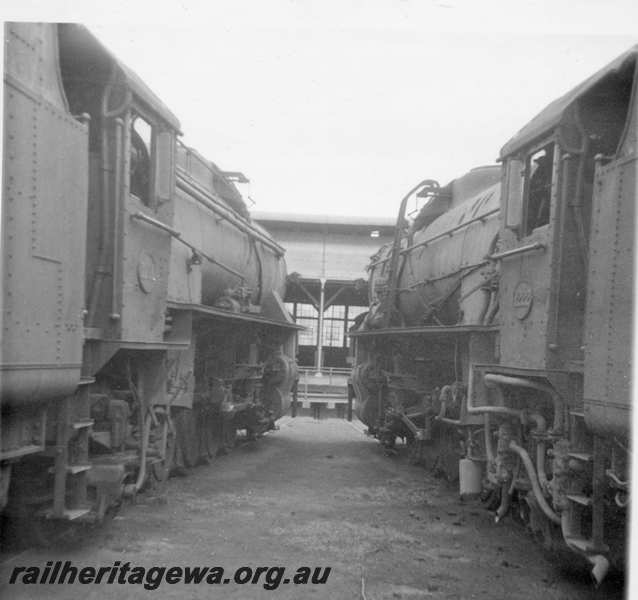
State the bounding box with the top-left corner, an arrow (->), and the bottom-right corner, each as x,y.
0,417 -> 624,599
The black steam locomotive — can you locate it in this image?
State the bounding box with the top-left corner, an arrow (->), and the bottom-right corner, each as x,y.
1,22 -> 298,542
351,45 -> 636,584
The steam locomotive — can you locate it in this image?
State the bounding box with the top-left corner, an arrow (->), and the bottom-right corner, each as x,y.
1,23 -> 298,541
351,46 -> 635,583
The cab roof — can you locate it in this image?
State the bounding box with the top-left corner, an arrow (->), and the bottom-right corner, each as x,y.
500,44 -> 638,159
59,23 -> 181,133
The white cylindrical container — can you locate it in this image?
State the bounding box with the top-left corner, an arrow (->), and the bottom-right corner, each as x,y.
459,458 -> 483,497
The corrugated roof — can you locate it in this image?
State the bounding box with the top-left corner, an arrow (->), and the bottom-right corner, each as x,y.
500,44 -> 638,159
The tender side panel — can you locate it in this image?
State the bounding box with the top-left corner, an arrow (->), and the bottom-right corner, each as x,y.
4,23 -> 68,110
2,24 -> 88,405
583,156 -> 635,437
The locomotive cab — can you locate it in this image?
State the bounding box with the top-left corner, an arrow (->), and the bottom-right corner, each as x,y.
498,53 -> 635,374
57,23 -> 179,348
471,48 -> 637,578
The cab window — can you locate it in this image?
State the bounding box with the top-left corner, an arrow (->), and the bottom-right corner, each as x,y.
504,157 -> 524,230
130,115 -> 153,206
524,143 -> 554,234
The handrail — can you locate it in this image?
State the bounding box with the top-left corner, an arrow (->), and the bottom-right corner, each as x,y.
130,211 -> 244,279
403,208 -> 499,255
176,170 -> 285,257
488,242 -> 545,261
370,207 -> 499,269
296,366 -> 351,404
297,366 -> 351,376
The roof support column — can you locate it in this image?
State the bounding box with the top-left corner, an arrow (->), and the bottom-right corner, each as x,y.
314,278 -> 326,376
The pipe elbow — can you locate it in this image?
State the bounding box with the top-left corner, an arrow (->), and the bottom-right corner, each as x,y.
509,439 -> 561,525
527,412 -> 547,432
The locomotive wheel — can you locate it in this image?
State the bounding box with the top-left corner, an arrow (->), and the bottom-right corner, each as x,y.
173,408 -> 200,468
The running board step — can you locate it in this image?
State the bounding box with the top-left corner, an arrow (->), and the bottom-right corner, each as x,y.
567,494 -> 592,506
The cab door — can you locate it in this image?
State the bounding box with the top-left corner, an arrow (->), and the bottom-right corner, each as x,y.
116,104 -> 176,343
496,138 -> 560,370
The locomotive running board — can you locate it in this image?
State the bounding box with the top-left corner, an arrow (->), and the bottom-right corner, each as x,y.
168,300 -> 304,330
349,324 -> 499,338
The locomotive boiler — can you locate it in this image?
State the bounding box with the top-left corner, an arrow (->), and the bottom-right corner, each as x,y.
351,47 -> 636,583
354,167 -> 501,433
1,22 -> 298,542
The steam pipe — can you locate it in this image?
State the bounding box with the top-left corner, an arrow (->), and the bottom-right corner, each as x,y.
536,441 -> 550,493
483,373 -> 564,433
484,413 -> 495,464
110,117 -> 124,320
87,94 -> 112,325
528,413 -> 550,494
477,288 -> 490,326
484,413 -> 498,485
471,403 -> 526,419
495,454 -> 522,523
87,67 -> 131,325
123,410 -> 150,497
509,440 -> 561,524
606,469 -> 628,488
527,412 -> 546,432
465,368 -> 525,420
483,290 -> 499,325
134,412 -> 151,492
